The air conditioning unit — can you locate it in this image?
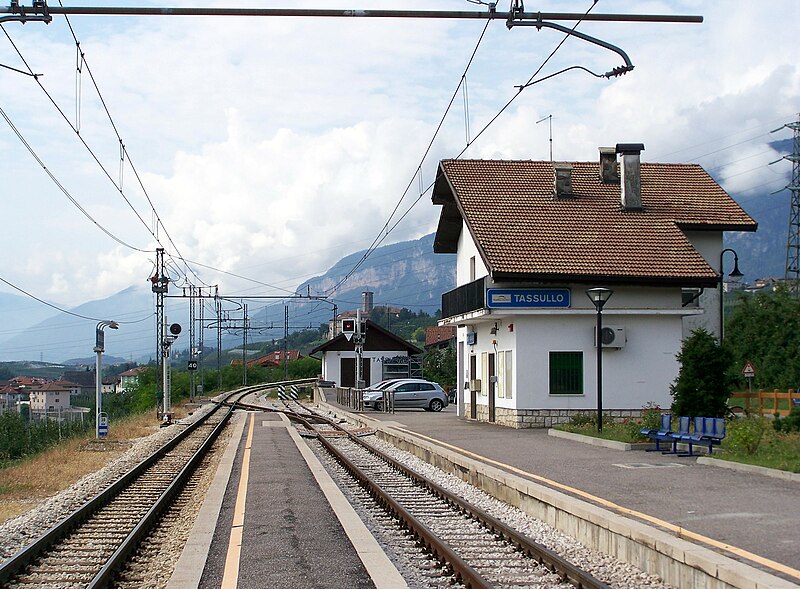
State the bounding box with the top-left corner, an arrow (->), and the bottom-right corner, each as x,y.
595,325 -> 626,348
469,379 -> 482,392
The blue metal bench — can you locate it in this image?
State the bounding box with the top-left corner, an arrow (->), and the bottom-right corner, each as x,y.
677,417 -> 726,457
641,414 -> 691,454
656,416 -> 691,454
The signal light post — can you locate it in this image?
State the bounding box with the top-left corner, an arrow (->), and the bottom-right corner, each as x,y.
94,320 -> 119,439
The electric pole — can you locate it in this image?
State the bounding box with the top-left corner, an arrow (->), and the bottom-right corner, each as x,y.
772,114 -> 800,295
150,248 -> 168,417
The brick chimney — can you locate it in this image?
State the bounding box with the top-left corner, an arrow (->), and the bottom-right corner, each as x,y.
553,162 -> 573,198
615,143 -> 645,210
598,147 -> 619,183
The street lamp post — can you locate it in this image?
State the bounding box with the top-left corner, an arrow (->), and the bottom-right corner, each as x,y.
94,320 -> 119,439
719,248 -> 744,340
586,288 -> 613,432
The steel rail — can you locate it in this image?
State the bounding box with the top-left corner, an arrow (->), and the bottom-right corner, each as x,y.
273,403 -> 611,589
0,6 -> 703,23
315,430 -> 492,588
88,388 -> 252,587
0,387 -> 250,587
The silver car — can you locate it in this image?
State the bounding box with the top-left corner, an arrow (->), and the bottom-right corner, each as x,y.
363,379 -> 448,412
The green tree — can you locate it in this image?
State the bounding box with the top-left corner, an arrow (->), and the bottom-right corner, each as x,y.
724,285 -> 800,389
423,346 -> 457,390
671,328 -> 733,417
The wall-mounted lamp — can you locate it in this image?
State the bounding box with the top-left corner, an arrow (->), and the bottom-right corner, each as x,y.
489,323 -> 498,335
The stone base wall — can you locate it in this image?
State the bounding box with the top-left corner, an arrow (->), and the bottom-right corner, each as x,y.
464,404 -> 641,429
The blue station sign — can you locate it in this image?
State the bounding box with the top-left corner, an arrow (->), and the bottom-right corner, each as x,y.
486,288 -> 571,309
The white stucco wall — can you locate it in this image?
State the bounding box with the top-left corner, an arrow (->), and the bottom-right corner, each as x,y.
454,285 -> 687,412
683,231 -> 723,338
321,350 -> 410,388
456,220 -> 488,284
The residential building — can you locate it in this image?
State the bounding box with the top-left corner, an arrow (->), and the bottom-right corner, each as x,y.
29,381 -> 72,417
0,384 -> 26,413
119,366 -> 147,391
432,146 -> 757,427
425,325 -> 456,350
231,350 -> 303,367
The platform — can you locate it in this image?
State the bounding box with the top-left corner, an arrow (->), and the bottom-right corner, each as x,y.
320,398 -> 800,588
167,410 -> 406,589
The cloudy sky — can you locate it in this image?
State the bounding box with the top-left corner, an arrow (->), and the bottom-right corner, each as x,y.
0,0 -> 798,317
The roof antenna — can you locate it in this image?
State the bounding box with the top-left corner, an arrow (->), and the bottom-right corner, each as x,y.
536,114 -> 553,162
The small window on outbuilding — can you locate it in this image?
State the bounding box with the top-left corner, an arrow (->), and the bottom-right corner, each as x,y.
681,288 -> 701,308
549,351 -> 583,395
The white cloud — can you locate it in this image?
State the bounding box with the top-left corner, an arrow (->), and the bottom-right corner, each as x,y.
0,0 -> 798,308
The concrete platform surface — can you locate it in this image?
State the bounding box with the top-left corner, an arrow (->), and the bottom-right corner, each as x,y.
182,410 -> 404,589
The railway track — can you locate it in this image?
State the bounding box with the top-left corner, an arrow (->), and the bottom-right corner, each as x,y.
277,404 -> 611,589
0,388 -> 255,588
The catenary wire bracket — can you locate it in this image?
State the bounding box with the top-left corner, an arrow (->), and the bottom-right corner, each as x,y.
2,0 -> 51,24
506,0 -> 634,78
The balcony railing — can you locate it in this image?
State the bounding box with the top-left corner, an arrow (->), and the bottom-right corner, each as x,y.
442,277 -> 486,319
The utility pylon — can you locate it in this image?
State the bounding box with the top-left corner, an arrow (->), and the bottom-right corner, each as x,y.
772,115 -> 800,295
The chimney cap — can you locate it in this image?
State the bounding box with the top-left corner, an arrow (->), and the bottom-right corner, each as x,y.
615,143 -> 645,155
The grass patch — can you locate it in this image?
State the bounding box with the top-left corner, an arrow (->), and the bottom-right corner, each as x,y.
720,430 -> 800,473
556,421 -> 647,444
0,409 -> 172,525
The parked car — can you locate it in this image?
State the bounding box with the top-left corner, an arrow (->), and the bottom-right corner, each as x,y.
362,378 -> 448,412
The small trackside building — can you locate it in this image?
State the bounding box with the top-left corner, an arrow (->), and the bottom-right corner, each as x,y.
432,146 -> 757,428
310,320 -> 422,388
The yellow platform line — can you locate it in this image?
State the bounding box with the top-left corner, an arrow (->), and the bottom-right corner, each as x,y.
221,412 -> 255,589
400,427 -> 800,582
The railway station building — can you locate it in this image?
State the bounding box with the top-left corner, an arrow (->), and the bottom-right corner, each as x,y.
311,319 -> 422,388
432,145 -> 757,427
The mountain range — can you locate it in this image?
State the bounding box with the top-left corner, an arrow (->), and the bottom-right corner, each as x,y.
0,233 -> 456,364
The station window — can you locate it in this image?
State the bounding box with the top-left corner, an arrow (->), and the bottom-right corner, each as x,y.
549,351 -> 583,395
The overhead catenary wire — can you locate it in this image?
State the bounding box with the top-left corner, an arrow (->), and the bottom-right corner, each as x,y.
0,274 -> 152,325
326,16 -> 493,297
1,19 -> 211,290
0,105 -> 150,253
328,0 -> 602,297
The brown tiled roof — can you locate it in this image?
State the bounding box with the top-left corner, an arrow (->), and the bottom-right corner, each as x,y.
433,159 -> 756,285
425,326 -> 456,347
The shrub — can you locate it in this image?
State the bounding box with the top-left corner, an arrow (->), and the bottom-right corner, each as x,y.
725,416 -> 769,455
639,402 -> 663,431
774,406 -> 800,433
569,412 -> 595,427
671,329 -> 733,417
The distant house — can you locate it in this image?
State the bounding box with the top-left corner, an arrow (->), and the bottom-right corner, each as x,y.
231,350 -> 303,368
119,367 -> 147,391
102,376 -> 120,394
0,384 -> 26,414
10,376 -> 46,388
29,381 -> 72,416
55,380 -> 83,397
425,326 -> 456,350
